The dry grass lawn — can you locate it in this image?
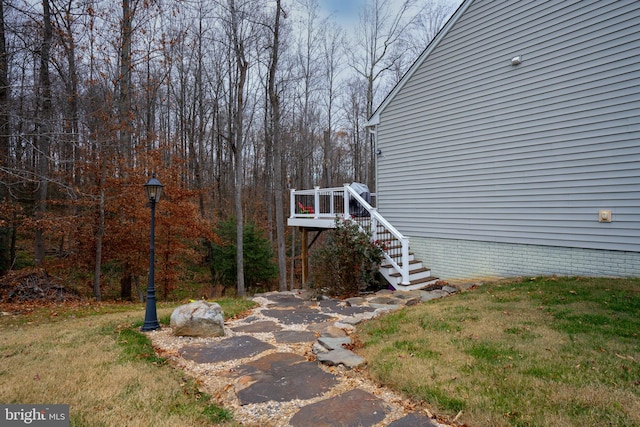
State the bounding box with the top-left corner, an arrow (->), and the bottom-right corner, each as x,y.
0,302 -> 250,426
356,277 -> 640,427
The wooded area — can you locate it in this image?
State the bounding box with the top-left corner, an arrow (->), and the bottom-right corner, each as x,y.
0,0 -> 455,300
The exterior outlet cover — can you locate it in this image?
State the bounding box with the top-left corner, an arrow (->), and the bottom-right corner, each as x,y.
598,210 -> 612,223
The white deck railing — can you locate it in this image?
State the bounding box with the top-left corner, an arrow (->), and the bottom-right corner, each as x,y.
289,184 -> 410,285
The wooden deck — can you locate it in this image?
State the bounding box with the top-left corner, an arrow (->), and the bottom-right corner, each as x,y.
288,185 -> 439,291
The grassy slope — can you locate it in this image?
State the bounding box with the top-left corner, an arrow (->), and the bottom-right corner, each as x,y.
0,299 -> 254,427
356,277 -> 640,427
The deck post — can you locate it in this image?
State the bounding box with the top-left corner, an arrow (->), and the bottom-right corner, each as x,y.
313,186 -> 320,219
301,227 -> 309,286
371,208 -> 378,241
290,189 -> 296,218
343,183 -> 350,219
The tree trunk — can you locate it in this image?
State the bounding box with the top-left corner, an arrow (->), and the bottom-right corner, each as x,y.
34,0 -> 53,266
228,0 -> 247,297
0,1 -> 8,176
268,0 -> 287,291
119,0 -> 133,163
93,180 -> 105,301
120,262 -> 132,300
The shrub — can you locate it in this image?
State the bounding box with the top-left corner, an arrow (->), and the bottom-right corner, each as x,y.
310,219 -> 384,297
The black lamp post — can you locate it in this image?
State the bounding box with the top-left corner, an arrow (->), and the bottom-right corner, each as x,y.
141,173 -> 163,332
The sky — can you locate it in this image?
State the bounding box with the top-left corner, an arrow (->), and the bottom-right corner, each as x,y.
319,0 -> 366,19
316,0 -> 464,29
320,0 -> 366,26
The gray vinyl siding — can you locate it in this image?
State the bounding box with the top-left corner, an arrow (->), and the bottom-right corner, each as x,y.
376,0 -> 640,253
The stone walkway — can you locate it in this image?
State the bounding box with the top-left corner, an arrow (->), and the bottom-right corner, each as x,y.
151,286 -> 463,427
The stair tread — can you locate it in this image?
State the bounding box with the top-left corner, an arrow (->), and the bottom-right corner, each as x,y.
381,259 -> 420,268
389,267 -> 430,277
408,276 -> 439,286
386,251 -> 415,257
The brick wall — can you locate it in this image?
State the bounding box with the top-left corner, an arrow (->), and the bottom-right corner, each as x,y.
410,237 -> 640,281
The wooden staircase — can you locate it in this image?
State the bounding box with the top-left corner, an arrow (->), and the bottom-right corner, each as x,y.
374,230 -> 440,291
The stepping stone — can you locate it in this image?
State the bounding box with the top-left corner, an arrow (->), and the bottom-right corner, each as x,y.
180,336 -> 274,364
317,299 -> 342,309
263,294 -> 308,307
369,303 -> 401,311
289,389 -> 387,427
368,296 -> 398,305
320,304 -> 378,316
261,308 -> 334,325
317,336 -> 351,350
312,342 -> 329,354
387,293 -> 421,306
420,290 -> 450,301
232,320 -> 282,333
340,311 -> 377,325
387,412 -> 439,427
307,322 -> 347,338
317,348 -> 366,368
273,330 -> 317,343
235,352 -> 337,405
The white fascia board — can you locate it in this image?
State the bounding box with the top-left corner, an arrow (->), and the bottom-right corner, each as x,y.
365,0 -> 474,128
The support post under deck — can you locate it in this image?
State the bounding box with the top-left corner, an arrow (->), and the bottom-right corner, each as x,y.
301,227 -> 308,286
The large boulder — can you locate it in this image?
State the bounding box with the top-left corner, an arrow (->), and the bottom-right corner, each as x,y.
170,300 -> 225,337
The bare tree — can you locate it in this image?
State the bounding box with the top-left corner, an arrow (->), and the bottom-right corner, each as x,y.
226,0 -> 253,297
266,0 -> 287,291
0,0 -> 8,180
348,0 -> 417,189
34,0 -> 53,266
409,0 -> 457,57
320,21 -> 344,188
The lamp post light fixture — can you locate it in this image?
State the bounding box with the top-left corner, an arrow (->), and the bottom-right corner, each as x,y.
141,173 -> 163,332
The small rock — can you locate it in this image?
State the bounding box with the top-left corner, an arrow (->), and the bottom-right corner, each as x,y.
316,348 -> 366,368
458,282 -> 480,291
442,285 -> 458,294
333,321 -> 355,331
344,297 -> 366,306
170,300 -> 225,337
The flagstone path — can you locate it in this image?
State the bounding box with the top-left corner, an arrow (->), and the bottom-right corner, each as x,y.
150,286 -> 465,427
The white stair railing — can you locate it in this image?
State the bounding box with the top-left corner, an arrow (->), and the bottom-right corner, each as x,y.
343,185 -> 410,286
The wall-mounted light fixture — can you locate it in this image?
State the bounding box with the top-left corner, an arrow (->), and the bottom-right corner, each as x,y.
598,209 -> 612,223
511,55 -> 522,66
